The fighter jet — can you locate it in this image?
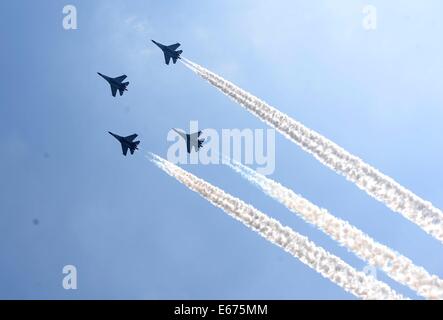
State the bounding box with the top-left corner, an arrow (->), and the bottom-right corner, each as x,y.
97,72 -> 129,97
152,40 -> 183,65
173,129 -> 205,153
108,132 -> 140,156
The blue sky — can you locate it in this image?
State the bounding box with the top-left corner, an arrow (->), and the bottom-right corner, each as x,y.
1,0 -> 443,299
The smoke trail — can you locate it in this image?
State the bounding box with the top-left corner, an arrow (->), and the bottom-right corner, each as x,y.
149,153 -> 405,300
180,58 -> 443,244
226,159 -> 443,299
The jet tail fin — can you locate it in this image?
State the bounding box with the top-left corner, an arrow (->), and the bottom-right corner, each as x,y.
119,82 -> 129,96
198,138 -> 205,150
130,141 -> 140,155
173,51 -> 183,64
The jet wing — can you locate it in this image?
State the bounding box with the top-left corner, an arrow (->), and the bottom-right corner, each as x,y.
115,75 -> 127,83
111,86 -> 117,97
125,134 -> 138,141
121,144 -> 129,156
164,53 -> 172,65
168,43 -> 180,50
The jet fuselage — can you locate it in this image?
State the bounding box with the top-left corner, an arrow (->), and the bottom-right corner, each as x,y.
151,40 -> 182,64
108,131 -> 140,156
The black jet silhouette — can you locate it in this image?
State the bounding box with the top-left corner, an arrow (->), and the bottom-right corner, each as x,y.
108,132 -> 140,156
173,129 -> 205,153
98,72 -> 129,97
152,40 -> 183,65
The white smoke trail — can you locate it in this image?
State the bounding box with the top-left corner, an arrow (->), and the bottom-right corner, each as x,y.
226,159 -> 443,299
149,153 -> 406,300
180,58 -> 443,244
